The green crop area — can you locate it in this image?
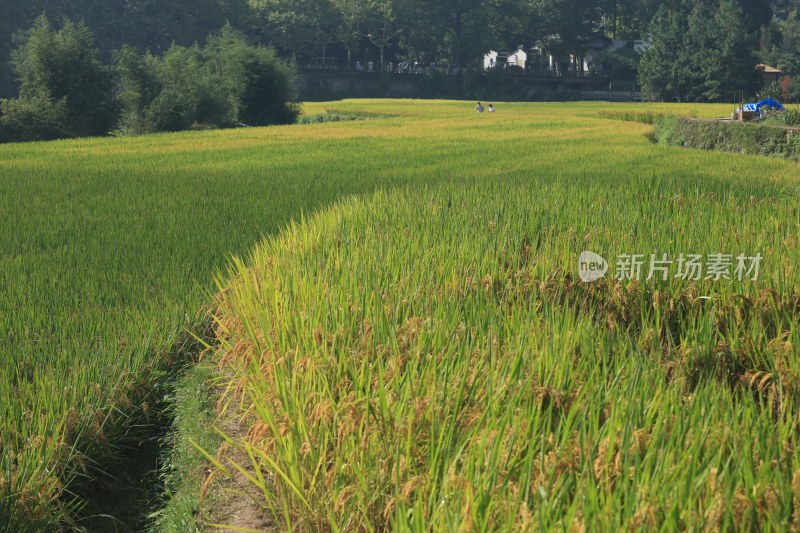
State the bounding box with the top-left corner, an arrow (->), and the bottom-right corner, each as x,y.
2,100 -> 800,531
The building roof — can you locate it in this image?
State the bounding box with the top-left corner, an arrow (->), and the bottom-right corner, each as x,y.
756,64 -> 782,73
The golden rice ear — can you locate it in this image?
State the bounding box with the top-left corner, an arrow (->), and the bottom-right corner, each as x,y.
199,470 -> 218,501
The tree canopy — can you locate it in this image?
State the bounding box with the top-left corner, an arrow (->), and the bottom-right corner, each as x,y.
0,0 -> 704,96
1,0 -> 798,116
639,0 -> 759,102
0,18 -> 298,142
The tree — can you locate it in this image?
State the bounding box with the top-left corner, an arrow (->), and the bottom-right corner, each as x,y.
0,92 -> 68,142
6,16 -> 116,137
760,11 -> 800,75
363,0 -> 404,70
640,1 -> 758,102
113,45 -> 162,133
0,1 -> 36,97
706,0 -> 758,100
205,24 -> 299,125
737,0 -> 772,35
112,25 -> 298,134
483,0 -> 529,52
332,0 -> 365,69
530,0 -> 602,74
397,0 -> 442,62
146,43 -> 231,131
595,45 -> 641,80
400,0 -> 492,74
601,0 -> 663,40
252,0 -> 340,62
638,5 -> 691,101
684,1 -> 722,101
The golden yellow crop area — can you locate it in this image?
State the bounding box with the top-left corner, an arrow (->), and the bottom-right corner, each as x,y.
0,99 -> 798,530
208,101 -> 800,530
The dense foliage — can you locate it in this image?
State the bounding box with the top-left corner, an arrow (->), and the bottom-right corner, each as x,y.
0,2 -> 751,92
0,17 -> 115,141
0,0 -> 664,96
114,25 -> 298,134
3,0 -> 800,116
0,19 -> 298,141
639,2 -> 760,102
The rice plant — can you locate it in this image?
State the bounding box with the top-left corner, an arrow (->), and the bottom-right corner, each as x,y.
204,101 -> 800,531
0,99 -> 796,529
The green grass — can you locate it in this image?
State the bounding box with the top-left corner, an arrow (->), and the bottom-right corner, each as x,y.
0,99 -> 797,529
762,107 -> 800,127
149,362 -> 219,533
655,114 -> 800,160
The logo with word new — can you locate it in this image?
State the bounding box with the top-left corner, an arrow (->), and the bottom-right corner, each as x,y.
578,251 -> 608,283
578,251 -> 762,283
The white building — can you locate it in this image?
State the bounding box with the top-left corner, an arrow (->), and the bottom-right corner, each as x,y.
483,47 -> 526,70
484,38 -> 650,74
506,48 -> 527,69
483,50 -> 500,70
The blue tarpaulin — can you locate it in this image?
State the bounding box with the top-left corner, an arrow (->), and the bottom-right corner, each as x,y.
742,98 -> 785,117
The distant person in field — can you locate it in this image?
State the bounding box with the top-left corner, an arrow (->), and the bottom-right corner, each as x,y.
488,104 -> 495,112
476,102 -> 484,113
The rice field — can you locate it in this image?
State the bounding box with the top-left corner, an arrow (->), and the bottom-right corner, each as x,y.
1,99 -> 799,530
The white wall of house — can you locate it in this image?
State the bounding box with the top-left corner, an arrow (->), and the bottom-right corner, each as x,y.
484,48 -> 529,69
483,50 -> 499,69
484,40 -> 649,74
507,49 -> 527,68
